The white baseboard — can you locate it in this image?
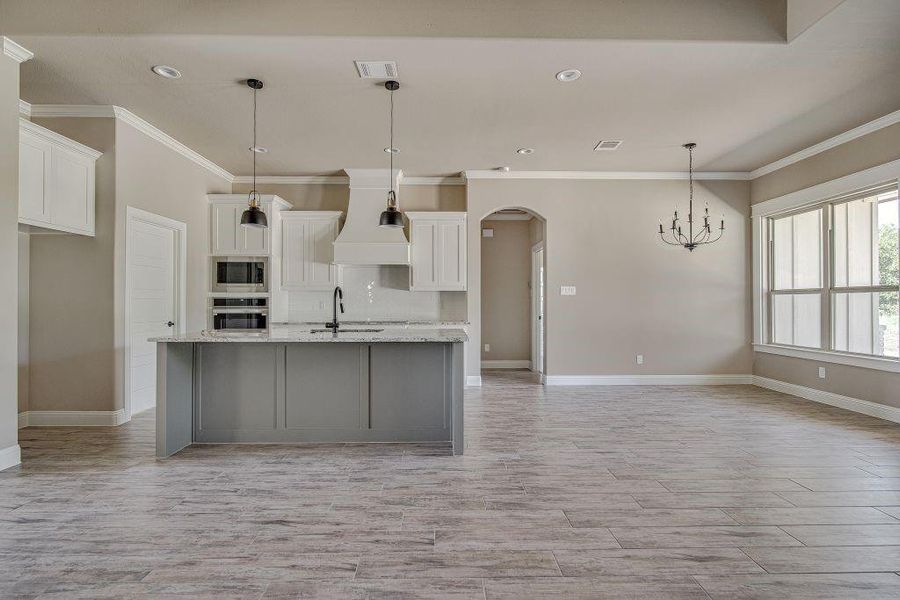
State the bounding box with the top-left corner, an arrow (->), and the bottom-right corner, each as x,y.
19,409 -> 129,427
0,444 -> 21,472
466,376 -> 482,387
481,360 -> 532,369
753,375 -> 900,425
543,374 -> 754,386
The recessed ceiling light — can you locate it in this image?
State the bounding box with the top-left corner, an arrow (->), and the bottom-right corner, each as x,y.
555,69 -> 582,82
151,65 -> 182,79
516,148 -> 534,155
249,146 -> 268,153
384,147 -> 400,154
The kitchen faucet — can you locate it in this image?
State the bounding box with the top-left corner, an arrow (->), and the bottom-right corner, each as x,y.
325,286 -> 344,330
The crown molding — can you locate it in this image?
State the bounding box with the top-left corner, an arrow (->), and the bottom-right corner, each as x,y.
750,108 -> 900,179
29,104 -> 116,118
2,37 -> 33,63
18,99 -> 31,117
27,104 -> 234,182
111,106 -> 233,182
463,170 -> 751,181
20,118 -> 103,160
232,175 -> 348,185
404,176 -> 466,186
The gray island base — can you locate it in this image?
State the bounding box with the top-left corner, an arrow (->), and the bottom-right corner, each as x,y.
153,328 -> 467,458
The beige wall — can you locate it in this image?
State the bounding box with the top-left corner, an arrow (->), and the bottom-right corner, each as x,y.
26,117 -> 229,413
481,219 -> 533,362
750,123 -> 900,408
17,232 -> 28,414
113,120 -> 230,412
28,117 -> 116,413
1,51 -> 21,455
466,178 -> 753,378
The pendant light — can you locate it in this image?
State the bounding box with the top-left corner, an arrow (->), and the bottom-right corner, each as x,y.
379,80 -> 404,228
658,143 -> 724,251
241,78 -> 268,229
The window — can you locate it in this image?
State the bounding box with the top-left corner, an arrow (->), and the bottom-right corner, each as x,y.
766,186 -> 899,359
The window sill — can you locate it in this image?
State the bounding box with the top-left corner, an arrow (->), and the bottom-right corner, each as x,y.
753,344 -> 900,373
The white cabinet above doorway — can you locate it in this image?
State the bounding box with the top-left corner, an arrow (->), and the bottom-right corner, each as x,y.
208,195 -> 292,256
18,118 -> 101,236
407,212 -> 467,291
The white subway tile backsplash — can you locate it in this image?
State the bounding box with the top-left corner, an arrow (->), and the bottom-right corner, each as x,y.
286,265 -> 466,323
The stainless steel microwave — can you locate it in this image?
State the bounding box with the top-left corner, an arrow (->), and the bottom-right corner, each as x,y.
212,257 -> 267,293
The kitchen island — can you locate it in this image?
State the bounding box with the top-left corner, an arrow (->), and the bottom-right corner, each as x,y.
151,326 -> 467,458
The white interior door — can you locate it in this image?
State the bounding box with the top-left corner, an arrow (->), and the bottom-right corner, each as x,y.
128,219 -> 177,415
531,246 -> 545,374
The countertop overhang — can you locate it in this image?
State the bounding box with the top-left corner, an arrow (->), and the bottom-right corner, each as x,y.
151,326 -> 468,344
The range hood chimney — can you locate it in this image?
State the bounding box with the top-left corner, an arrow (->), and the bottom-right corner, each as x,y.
333,169 -> 410,265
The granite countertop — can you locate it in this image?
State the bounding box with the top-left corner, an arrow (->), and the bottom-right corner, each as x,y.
150,325 -> 468,344
271,320 -> 470,327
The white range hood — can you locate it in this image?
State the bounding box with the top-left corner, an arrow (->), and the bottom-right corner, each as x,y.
333,169 -> 410,265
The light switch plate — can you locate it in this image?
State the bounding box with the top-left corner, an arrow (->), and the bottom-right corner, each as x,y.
818,366 -> 826,379
561,286 -> 576,296
636,354 -> 644,365
484,344 -> 490,352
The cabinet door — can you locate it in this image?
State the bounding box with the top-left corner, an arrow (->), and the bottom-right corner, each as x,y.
410,220 -> 438,290
306,219 -> 338,289
19,134 -> 52,224
210,203 -> 240,255
281,217 -> 307,288
50,146 -> 94,234
437,220 -> 466,290
239,204 -> 270,255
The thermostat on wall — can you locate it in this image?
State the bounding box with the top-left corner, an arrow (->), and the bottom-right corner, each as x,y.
482,228 -> 494,238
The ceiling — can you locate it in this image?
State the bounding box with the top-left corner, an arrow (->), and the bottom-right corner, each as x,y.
6,0 -> 900,177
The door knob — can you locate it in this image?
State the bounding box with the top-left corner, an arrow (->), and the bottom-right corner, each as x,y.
166,321 -> 175,327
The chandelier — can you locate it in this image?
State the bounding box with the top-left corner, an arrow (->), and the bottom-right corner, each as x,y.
658,143 -> 724,251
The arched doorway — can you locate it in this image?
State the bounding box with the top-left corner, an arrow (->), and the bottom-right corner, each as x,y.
479,207 -> 546,385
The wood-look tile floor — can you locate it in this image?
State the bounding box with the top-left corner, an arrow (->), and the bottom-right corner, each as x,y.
4,370 -> 900,598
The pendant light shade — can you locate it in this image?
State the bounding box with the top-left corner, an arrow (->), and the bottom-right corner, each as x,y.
241,78 -> 268,229
379,80 -> 404,228
241,192 -> 268,228
379,191 -> 403,228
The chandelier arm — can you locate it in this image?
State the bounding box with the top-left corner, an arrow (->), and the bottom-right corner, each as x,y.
659,233 -> 684,246
693,226 -> 710,244
700,229 -> 724,245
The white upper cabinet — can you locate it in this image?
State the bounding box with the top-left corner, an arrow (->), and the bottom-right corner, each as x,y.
208,195 -> 291,256
281,212 -> 342,290
19,119 -> 101,236
407,212 -> 467,291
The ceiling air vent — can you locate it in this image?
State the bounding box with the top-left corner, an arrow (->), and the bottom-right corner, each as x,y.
594,140 -> 622,151
354,61 -> 398,79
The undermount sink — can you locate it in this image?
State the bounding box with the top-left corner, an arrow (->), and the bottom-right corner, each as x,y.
309,328 -> 385,334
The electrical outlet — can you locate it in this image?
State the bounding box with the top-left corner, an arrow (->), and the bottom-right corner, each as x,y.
561,286 -> 576,296
818,366 -> 826,379
636,354 -> 644,365
484,344 -> 490,352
